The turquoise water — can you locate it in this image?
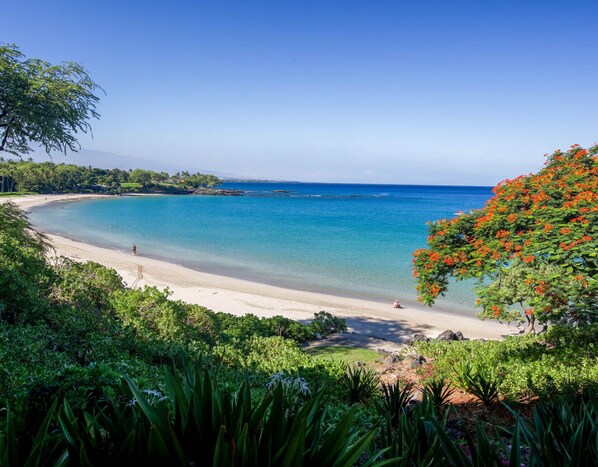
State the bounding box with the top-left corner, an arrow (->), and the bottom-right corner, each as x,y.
29,183 -> 493,314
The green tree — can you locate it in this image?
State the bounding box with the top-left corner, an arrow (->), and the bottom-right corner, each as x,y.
129,168 -> 155,186
179,172 -> 222,188
0,201 -> 51,323
0,43 -> 102,156
412,144 -> 597,331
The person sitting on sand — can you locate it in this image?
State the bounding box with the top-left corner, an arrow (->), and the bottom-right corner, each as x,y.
393,299 -> 401,309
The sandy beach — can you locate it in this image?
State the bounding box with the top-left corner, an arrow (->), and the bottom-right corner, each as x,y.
7,194 -> 519,349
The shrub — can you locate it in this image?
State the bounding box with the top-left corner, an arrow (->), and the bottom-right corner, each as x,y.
466,367 -> 500,405
380,380 -> 413,427
50,259 -> 125,316
504,394 -> 598,466
0,363 -> 381,466
421,377 -> 455,408
311,311 -> 348,335
415,326 -> 598,401
451,361 -> 474,392
339,364 -> 379,405
263,315 -> 317,342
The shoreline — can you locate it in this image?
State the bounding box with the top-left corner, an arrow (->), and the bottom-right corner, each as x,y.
7,194 -> 520,347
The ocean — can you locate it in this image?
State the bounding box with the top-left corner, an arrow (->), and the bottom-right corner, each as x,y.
29,182 -> 493,315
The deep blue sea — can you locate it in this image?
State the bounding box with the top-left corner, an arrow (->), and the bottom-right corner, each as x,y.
29,183 -> 493,314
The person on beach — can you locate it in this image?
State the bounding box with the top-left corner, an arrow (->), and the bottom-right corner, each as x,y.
132,244 -> 137,255
393,299 -> 401,309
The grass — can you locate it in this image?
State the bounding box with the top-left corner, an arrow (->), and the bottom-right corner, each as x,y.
0,191 -> 36,197
120,182 -> 143,188
305,346 -> 380,364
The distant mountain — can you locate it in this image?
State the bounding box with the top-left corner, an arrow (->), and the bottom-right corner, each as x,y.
22,149 -> 241,179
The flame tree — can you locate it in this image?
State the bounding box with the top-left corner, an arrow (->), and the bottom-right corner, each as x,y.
412,144 -> 597,332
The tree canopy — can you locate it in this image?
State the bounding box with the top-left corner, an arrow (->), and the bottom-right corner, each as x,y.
0,43 -> 101,156
0,159 -> 222,193
413,144 -> 597,329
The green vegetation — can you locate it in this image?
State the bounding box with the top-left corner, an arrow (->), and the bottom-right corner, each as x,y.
119,182 -> 142,189
0,43 -> 101,157
0,159 -> 222,194
338,365 -> 379,405
0,191 -> 35,197
3,41 -> 597,464
413,144 -> 597,331
421,377 -> 455,408
2,199 -> 597,464
306,346 -> 380,364
415,326 -> 598,401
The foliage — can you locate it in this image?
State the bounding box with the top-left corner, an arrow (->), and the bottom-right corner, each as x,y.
380,380 -> 413,428
0,159 -> 222,194
213,311 -> 347,344
306,345 -> 381,364
338,364 -> 379,405
311,310 -> 348,334
0,235 -> 51,323
0,363 -> 381,466
416,325 -> 598,400
375,401 -> 452,466
504,393 -> 598,466
421,377 -> 455,408
2,199 -> 598,464
0,191 -> 35,197
465,367 -> 500,405
0,43 -> 101,156
51,258 -> 126,316
451,361 -> 474,392
0,202 -> 52,323
265,372 -> 311,410
262,314 -> 318,342
110,286 -> 216,359
4,364 -> 596,466
450,362 -> 500,405
0,200 -> 48,252
172,170 -> 221,188
413,144 -> 598,327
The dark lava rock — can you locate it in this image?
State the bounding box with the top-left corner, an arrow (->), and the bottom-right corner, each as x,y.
454,331 -> 464,341
413,333 -> 430,342
193,187 -> 244,196
410,355 -> 427,368
406,333 -> 430,345
384,354 -> 401,365
436,330 -> 459,341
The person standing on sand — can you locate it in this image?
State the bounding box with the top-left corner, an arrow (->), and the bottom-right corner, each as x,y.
132,244 -> 137,255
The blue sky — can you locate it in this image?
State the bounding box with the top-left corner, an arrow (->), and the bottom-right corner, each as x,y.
4,0 -> 597,184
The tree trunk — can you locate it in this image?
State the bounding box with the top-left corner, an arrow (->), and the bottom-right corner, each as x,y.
525,315 -> 536,333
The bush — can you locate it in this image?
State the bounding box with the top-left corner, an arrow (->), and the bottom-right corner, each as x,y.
0,363 -> 380,466
311,311 -> 348,335
380,380 -> 413,427
466,367 -> 500,405
0,235 -> 52,324
50,258 -> 125,316
421,377 -> 455,408
416,326 -> 598,400
339,364 -> 379,405
110,286 -> 216,351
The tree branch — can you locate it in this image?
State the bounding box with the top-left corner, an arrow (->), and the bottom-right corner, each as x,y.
0,124 -> 12,152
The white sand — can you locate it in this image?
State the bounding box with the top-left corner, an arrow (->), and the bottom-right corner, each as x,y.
6,194 -> 520,348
